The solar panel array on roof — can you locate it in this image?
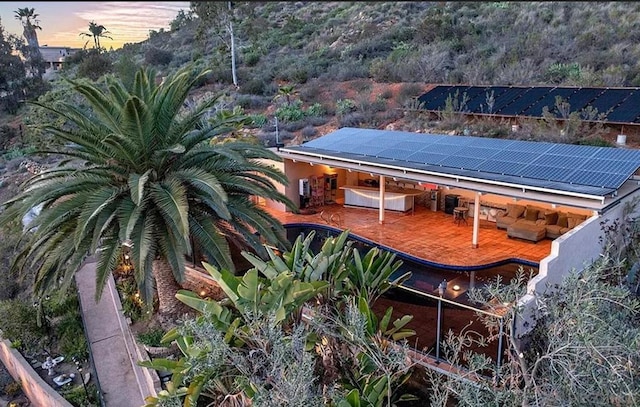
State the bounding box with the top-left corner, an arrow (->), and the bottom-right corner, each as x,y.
417,85 -> 640,124
286,128 -> 640,196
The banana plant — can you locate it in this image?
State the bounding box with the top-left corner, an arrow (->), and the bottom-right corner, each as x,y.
345,244 -> 411,304
143,380 -> 188,407
357,295 -> 415,342
247,230 -> 351,282
202,261 -> 328,324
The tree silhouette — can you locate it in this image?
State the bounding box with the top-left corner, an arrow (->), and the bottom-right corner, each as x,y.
14,7 -> 44,78
79,21 -> 112,50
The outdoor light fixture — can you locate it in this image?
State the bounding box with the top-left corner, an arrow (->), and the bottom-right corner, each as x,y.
452,284 -> 460,291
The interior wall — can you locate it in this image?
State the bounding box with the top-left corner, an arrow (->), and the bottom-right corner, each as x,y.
279,159 -> 347,211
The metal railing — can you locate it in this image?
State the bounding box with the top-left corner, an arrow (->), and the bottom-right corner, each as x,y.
395,284 -> 507,369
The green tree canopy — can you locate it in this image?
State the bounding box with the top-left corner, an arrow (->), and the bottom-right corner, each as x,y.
0,65 -> 295,318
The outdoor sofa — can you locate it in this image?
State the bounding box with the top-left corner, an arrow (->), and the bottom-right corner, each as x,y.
495,203 -> 587,242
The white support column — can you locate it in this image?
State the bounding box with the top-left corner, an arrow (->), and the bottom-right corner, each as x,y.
472,192 -> 481,248
379,175 -> 385,224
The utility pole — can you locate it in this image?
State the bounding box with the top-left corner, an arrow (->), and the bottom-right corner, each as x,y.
228,1 -> 238,88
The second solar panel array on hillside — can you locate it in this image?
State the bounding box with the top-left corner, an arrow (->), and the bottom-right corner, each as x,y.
417,85 -> 640,123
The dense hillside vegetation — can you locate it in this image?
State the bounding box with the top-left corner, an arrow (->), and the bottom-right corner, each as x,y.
1,3 -> 640,406
4,1 -> 640,294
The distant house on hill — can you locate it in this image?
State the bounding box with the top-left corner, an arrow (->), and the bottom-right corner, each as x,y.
39,46 -> 81,80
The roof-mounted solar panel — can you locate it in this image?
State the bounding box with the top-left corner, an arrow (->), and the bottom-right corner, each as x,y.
284,128 -> 640,195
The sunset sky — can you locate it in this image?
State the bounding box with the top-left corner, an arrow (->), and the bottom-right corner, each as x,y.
0,2 -> 190,49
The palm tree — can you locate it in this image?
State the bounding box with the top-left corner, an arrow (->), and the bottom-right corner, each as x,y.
0,65 -> 295,319
275,84 -> 298,106
79,21 -> 112,50
14,7 -> 41,48
14,7 -> 44,78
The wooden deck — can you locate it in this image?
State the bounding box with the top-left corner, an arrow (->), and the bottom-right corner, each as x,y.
267,202 -> 552,267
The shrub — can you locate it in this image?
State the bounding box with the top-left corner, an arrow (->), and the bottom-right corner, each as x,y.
144,47 -> 173,66
351,79 -> 372,92
77,52 -> 112,81
137,327 -> 166,347
0,125 -> 18,150
243,50 -> 261,67
304,115 -> 329,127
61,382 -> 99,407
339,112 -> 366,127
305,103 -> 325,117
0,299 -> 47,351
397,83 -> 425,104
240,78 -> 269,95
336,98 -> 357,116
4,381 -> 21,397
301,126 -> 318,140
235,95 -> 270,109
249,114 -> 268,128
115,278 -> 145,322
576,136 -> 613,147
283,121 -> 306,132
379,88 -> 394,99
275,100 -> 305,122
299,81 -> 321,102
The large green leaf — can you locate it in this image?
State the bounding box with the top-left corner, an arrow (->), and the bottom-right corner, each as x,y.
128,170 -> 151,205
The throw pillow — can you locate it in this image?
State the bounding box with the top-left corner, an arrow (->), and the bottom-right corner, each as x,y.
567,212 -> 587,221
525,208 -> 539,221
544,211 -> 558,225
507,204 -> 525,218
557,215 -> 568,228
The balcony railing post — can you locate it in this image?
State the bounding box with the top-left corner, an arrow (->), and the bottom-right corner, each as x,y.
435,296 -> 442,361
497,317 -> 505,370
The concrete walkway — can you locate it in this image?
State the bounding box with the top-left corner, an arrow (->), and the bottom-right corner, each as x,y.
75,259 -> 156,407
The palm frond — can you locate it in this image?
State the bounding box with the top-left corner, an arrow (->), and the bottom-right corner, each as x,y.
189,212 -> 234,271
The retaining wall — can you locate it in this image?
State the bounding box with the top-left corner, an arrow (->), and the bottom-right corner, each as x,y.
0,339 -> 72,407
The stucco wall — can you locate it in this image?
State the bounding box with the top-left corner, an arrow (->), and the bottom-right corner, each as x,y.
0,339 -> 72,407
516,193 -> 638,335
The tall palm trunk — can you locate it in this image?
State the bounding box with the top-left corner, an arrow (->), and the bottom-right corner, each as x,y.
152,259 -> 189,319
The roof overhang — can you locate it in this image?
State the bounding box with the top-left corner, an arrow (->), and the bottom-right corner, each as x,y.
277,147 -> 640,213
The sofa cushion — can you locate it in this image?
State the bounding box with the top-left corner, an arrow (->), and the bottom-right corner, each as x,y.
567,217 -> 580,229
525,207 -> 539,221
508,222 -> 547,242
567,212 -> 587,223
557,214 -> 568,228
544,211 -> 558,225
506,203 -> 525,218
